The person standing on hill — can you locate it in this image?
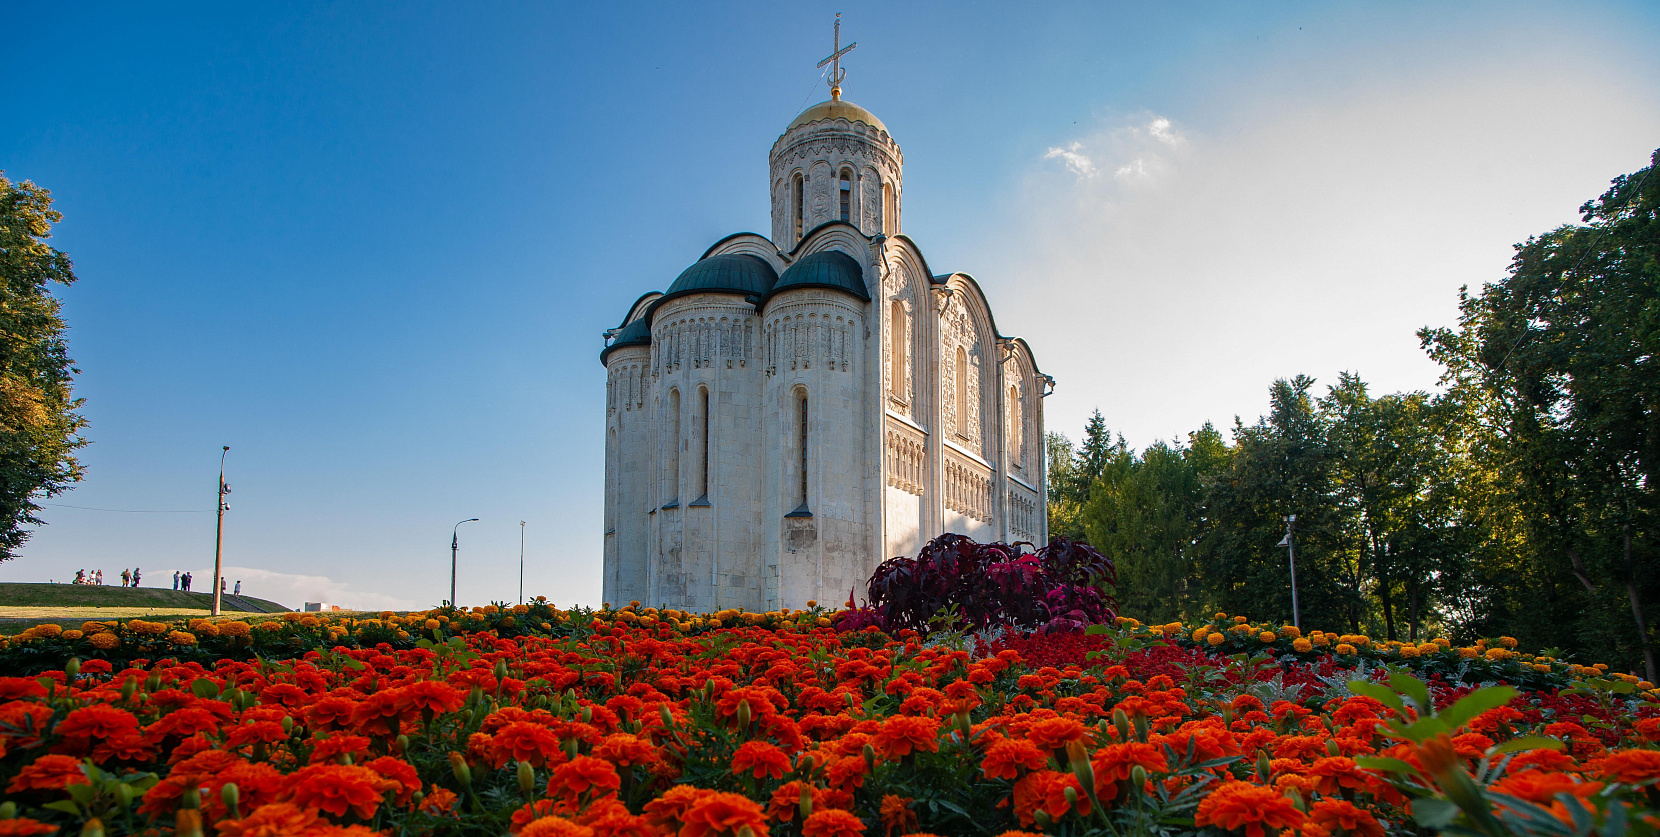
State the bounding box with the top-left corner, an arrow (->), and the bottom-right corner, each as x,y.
172,570 -> 179,590
132,567 -> 140,587
234,580 -> 241,597
181,572 -> 191,591
120,568 -> 130,586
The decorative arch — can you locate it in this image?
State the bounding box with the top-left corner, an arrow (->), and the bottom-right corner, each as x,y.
939,273 -> 998,458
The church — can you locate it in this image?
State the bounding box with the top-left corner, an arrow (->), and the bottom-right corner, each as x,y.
601,32 -> 1050,612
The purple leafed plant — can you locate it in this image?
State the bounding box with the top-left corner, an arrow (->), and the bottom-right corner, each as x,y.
844,534 -> 1117,635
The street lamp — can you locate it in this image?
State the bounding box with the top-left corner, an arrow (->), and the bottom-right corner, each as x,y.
1276,514 -> 1300,630
450,518 -> 479,607
211,446 -> 231,616
518,521 -> 526,605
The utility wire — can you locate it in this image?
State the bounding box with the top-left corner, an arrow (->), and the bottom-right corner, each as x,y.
42,503 -> 210,514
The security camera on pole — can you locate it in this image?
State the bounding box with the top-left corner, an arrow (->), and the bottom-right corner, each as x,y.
1276,514 -> 1300,630
211,446 -> 231,617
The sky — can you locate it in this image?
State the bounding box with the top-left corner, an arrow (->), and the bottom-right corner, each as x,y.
3,1 -> 1658,610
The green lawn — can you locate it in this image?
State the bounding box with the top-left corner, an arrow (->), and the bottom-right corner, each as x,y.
0,582 -> 289,614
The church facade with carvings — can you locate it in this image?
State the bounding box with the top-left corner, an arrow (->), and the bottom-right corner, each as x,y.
600,48 -> 1050,612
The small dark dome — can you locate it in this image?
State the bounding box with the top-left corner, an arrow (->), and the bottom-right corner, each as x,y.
600,316 -> 652,364
767,250 -> 870,302
663,254 -> 778,300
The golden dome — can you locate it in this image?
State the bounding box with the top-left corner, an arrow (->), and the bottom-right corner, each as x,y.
786,97 -> 887,134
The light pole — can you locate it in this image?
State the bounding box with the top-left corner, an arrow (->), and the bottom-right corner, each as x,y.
1277,514 -> 1300,630
450,518 -> 478,607
211,446 -> 231,616
518,521 -> 526,605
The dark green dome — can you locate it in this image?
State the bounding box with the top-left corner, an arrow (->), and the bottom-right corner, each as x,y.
767,250 -> 869,302
663,254 -> 777,300
600,316 -> 652,363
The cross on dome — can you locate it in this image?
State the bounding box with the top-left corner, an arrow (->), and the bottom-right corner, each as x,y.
817,13 -> 856,101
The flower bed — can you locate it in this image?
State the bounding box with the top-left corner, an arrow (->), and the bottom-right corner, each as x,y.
2,603 -> 1659,837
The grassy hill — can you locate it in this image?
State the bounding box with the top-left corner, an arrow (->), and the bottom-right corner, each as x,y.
0,582 -> 289,614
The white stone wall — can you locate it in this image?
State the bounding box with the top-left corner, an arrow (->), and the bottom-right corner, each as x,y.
770,117 -> 903,247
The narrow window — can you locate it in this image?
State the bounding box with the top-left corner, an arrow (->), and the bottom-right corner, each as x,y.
883,181 -> 895,234
889,300 -> 906,400
667,389 -> 680,503
1009,385 -> 1022,468
700,387 -> 711,498
839,170 -> 852,222
798,392 -> 810,508
793,174 -> 805,241
955,347 -> 969,437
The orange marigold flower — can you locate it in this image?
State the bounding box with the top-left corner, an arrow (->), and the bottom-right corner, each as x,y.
802,809 -> 865,837
6,754 -> 89,793
643,785 -> 705,830
1024,717 -> 1088,751
873,715 -> 940,759
1596,748 -> 1660,784
1489,771 -> 1604,806
284,763 -> 390,819
878,795 -> 917,837
0,819 -> 58,837
495,721 -> 566,768
1091,742 -> 1169,801
1305,756 -> 1370,796
216,803 -> 322,837
363,756 -> 421,805
520,816 -> 596,837
732,741 -> 792,780
420,787 -> 461,816
680,790 -> 771,837
547,756 -> 621,802
594,733 -> 658,768
1009,771 -> 1068,828
767,781 -> 827,823
1193,780 -> 1304,837
56,705 -> 139,740
1307,799 -> 1384,837
981,738 -> 1049,780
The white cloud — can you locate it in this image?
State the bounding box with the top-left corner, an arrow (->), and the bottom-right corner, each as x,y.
1146,117 -> 1181,145
1043,141 -> 1097,177
186,566 -> 419,612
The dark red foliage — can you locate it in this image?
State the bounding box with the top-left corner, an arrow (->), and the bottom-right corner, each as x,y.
846,535 -> 1117,635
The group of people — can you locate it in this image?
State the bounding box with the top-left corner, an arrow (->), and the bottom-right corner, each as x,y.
71,569 -> 109,585
173,570 -> 195,591
66,568 -> 242,598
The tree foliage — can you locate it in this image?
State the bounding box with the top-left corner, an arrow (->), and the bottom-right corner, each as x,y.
1050,149 -> 1660,680
0,173 -> 87,558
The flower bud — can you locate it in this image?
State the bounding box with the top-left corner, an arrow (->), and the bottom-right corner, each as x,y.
221,783 -> 241,819
863,743 -> 876,772
114,783 -> 133,808
1113,709 -> 1131,742
146,673 -> 162,692
495,660 -> 509,682
1130,764 -> 1148,790
564,737 -> 579,759
280,716 -> 294,734
449,752 -> 473,786
396,734 -> 410,754
1063,785 -> 1079,808
65,658 -> 81,678
181,788 -> 200,810
0,801 -> 16,819
82,819 -> 107,837
1034,810 -> 1053,829
1257,751 -> 1272,782
120,679 -> 137,701
736,699 -> 751,729
175,810 -> 202,837
660,705 -> 675,728
799,783 -> 814,820
517,761 -> 535,796
581,705 -> 592,724
411,790 -> 425,808
1283,786 -> 1306,812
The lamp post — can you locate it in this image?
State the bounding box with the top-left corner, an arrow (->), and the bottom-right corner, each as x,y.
1277,514 -> 1300,630
518,521 -> 526,605
211,446 -> 231,616
450,518 -> 478,607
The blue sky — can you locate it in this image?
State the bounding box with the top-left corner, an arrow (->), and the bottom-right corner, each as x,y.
4,2 -> 1658,609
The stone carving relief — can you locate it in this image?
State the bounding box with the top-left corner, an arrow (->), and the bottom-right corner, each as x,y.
860,167 -> 881,235
809,162 -> 832,228
763,302 -> 858,376
942,297 -> 984,454
1007,485 -> 1038,542
885,422 -> 926,496
944,450 -> 993,523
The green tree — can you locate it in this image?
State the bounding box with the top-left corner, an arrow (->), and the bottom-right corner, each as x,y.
0,174 -> 87,558
1422,148 -> 1660,681
1045,431 -> 1084,539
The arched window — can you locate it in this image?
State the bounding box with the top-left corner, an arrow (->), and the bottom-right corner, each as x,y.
667,388 -> 681,504
839,170 -> 852,222
699,386 -> 711,500
883,181 -> 895,234
889,300 -> 907,401
797,391 -> 810,511
792,174 -> 805,242
955,346 -> 969,438
1009,385 -> 1022,468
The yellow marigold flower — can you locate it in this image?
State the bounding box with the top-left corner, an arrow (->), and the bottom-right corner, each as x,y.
1485,647 -> 1509,661
1292,638 -> 1313,653
1311,634 -> 1330,647
1499,636 -> 1518,649
816,617 -> 832,627
1231,624 -> 1253,635
221,621 -> 251,637
425,619 -> 440,630
62,629 -> 84,641
1280,625 -> 1302,639
1207,633 -> 1226,646
1457,647 -> 1478,659
380,610 -> 397,620
1192,628 -> 1210,642
168,631 -> 197,646
35,623 -> 64,638
300,616 -> 321,628
1352,636 -> 1370,648
89,632 -> 120,650
1533,664 -> 1552,673
397,630 -> 410,639
81,621 -> 106,633
1397,644 -> 1419,658
1418,643 -> 1439,656
1638,681 -> 1656,690
1594,663 -> 1610,672
258,621 -> 282,632
1232,615 -> 1247,624
1256,631 -> 1276,644
1335,643 -> 1356,655
282,612 -> 303,623
1434,637 -> 1451,649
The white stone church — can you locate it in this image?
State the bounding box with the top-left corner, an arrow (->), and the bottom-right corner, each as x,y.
601,58 -> 1050,612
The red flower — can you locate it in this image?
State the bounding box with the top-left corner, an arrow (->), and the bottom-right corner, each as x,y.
1595,748 -> 1660,784
547,756 -> 621,802
981,738 -> 1048,780
0,818 -> 58,836
56,705 -> 139,740
520,816 -> 596,837
1024,717 -> 1088,751
1307,799 -> 1385,837
594,733 -> 659,768
284,763 -> 392,819
495,721 -> 566,768
364,756 -> 422,805
802,809 -> 865,837
1090,742 -> 1169,801
732,741 -> 792,780
6,754 -> 89,793
1193,780 -> 1304,837
679,790 -> 771,837
872,716 -> 940,759
215,802 -> 322,837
